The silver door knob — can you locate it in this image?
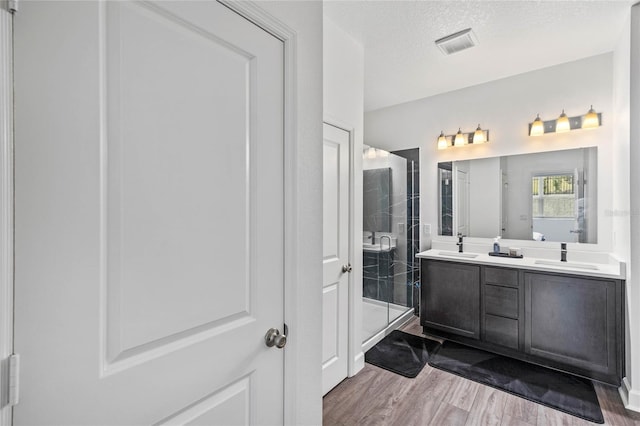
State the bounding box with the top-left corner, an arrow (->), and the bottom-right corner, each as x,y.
265,328 -> 287,349
342,264 -> 352,273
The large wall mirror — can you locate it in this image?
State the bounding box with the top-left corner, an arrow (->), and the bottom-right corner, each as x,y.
438,147 -> 597,243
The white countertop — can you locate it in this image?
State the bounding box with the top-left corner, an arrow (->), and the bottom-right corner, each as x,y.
416,249 -> 625,279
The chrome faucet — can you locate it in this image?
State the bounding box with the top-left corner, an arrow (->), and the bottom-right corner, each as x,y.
368,231 -> 376,244
561,242 -> 567,262
457,233 -> 464,253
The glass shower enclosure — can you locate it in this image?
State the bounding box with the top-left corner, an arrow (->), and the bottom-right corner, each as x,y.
362,146 -> 419,344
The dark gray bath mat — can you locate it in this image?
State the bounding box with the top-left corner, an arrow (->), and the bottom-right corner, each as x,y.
365,330 -> 441,378
429,340 -> 604,424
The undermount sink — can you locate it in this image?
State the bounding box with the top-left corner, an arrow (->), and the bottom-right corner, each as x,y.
437,251 -> 478,259
534,259 -> 599,270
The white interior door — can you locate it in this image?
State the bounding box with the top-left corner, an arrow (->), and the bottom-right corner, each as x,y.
13,1 -> 285,424
322,123 -> 350,395
455,169 -> 469,236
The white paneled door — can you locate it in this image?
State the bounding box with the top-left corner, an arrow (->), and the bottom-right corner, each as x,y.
322,123 -> 350,395
13,1 -> 284,424
455,168 -> 469,237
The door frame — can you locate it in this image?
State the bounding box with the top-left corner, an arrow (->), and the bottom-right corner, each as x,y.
0,3 -> 14,425
323,116 -> 364,377
1,1 -> 309,424
221,3 -> 301,422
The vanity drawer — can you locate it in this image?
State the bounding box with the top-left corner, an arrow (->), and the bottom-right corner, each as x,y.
484,267 -> 518,287
484,314 -> 519,349
484,284 -> 518,319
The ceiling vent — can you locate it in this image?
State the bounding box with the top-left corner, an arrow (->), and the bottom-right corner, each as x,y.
435,28 -> 478,55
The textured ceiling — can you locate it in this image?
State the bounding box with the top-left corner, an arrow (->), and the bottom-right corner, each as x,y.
323,0 -> 633,112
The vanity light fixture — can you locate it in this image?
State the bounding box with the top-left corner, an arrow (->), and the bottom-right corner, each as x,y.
529,114 -> 545,136
437,131 -> 448,150
528,107 -> 602,136
454,128 -> 466,147
436,126 -> 490,149
582,105 -> 599,129
473,124 -> 486,144
555,109 -> 570,133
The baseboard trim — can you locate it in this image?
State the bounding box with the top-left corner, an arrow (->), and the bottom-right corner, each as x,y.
350,351 -> 364,377
619,377 -> 640,413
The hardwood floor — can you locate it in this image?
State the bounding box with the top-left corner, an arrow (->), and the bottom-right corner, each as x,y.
323,317 -> 640,426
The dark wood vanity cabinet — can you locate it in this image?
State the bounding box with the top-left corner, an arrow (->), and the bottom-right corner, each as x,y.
420,258 -> 624,385
421,260 -> 480,339
524,272 -> 624,384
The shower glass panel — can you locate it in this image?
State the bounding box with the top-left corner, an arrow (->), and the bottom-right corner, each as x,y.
362,147 -> 415,343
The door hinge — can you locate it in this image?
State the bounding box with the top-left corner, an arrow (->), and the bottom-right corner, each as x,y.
7,354 -> 20,406
8,0 -> 18,14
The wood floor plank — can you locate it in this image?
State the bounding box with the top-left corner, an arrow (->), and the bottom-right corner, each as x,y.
413,367 -> 461,402
324,365 -> 405,423
386,392 -> 443,426
536,403 -> 574,426
503,393 -> 538,425
322,414 -> 347,426
465,385 -> 509,426
323,365 -> 380,419
444,374 -> 482,411
430,401 -> 470,426
501,413 -> 535,426
569,414 -> 594,425
353,366 -> 417,425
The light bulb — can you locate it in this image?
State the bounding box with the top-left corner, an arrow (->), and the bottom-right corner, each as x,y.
473,124 -> 485,144
556,110 -> 570,133
582,105 -> 599,129
530,114 -> 544,136
437,131 -> 448,149
454,128 -> 466,146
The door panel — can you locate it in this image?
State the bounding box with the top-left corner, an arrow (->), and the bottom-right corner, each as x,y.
322,284 -> 339,363
14,1 -> 284,424
105,1 -> 256,366
322,123 -> 350,395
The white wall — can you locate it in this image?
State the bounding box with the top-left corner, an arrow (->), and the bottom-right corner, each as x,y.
624,2 -> 640,412
323,15 -> 365,376
365,53 -> 614,254
252,2 -> 324,424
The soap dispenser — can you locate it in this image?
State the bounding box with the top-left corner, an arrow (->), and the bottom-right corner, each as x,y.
493,237 -> 501,254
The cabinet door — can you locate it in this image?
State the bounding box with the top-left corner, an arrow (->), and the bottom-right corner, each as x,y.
421,260 -> 480,339
524,272 -> 620,380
